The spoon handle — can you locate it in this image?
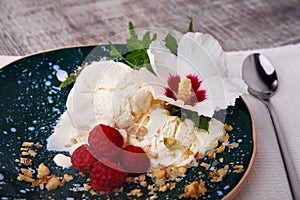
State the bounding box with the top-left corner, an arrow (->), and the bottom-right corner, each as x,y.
265,101 -> 300,200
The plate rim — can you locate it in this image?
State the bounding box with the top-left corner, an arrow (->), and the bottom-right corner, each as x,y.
0,45 -> 257,199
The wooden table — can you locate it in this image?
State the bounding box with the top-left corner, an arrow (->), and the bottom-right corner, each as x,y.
1,0 -> 300,56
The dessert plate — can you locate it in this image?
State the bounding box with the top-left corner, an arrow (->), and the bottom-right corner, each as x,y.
0,45 -> 256,199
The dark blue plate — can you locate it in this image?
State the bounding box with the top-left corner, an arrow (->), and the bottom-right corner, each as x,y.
0,45 -> 256,199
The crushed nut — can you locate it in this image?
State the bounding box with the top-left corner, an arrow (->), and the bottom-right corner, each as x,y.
152,169 -> 166,180
28,150 -> 37,157
19,157 -> 32,166
194,152 -> 204,159
200,162 -> 211,170
79,172 -> 86,177
219,157 -> 224,163
37,163 -> 50,178
228,142 -> 239,149
184,180 -> 207,198
209,165 -> 229,182
46,177 -> 60,191
224,124 -> 233,131
221,133 -> 229,143
138,174 -> 146,182
216,145 -> 225,153
140,180 -> 148,187
17,174 -> 35,183
63,174 -> 73,182
208,149 -> 216,159
128,188 -> 143,197
90,189 -> 98,196
20,168 -> 33,178
36,143 -> 43,148
233,165 -> 244,173
83,183 -> 92,191
22,142 -> 34,147
70,138 -> 78,144
136,126 -> 148,141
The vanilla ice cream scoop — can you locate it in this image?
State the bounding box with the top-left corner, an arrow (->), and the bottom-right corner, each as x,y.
47,61 -> 132,153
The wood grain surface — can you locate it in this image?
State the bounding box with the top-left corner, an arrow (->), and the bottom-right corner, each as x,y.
0,0 -> 300,55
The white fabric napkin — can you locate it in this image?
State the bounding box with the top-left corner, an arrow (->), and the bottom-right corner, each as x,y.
0,55 -> 21,68
227,44 -> 300,200
1,44 -> 299,199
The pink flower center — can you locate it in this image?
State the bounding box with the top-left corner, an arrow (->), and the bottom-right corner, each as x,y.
165,74 -> 206,106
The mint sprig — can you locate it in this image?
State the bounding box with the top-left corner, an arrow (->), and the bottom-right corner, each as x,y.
109,21 -> 156,72
164,33 -> 178,56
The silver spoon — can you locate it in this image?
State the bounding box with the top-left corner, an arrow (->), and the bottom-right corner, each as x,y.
242,53 -> 300,200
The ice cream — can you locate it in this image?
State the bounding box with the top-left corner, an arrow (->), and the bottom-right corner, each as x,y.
47,60 -> 225,172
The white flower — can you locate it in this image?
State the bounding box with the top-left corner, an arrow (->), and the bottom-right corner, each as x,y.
146,32 -> 248,117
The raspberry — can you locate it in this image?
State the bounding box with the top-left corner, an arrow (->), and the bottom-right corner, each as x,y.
120,145 -> 150,176
71,144 -> 96,173
88,124 -> 124,159
90,159 -> 128,192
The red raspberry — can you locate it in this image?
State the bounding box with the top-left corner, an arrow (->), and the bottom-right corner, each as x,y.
90,158 -> 128,192
88,124 -> 124,159
71,144 -> 96,173
120,145 -> 150,176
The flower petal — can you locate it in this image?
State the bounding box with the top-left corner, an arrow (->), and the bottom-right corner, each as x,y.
186,74 -> 202,92
167,74 -> 180,93
177,32 -> 227,79
147,40 -> 178,84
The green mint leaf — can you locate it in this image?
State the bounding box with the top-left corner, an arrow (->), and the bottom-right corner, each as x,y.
59,73 -> 76,88
128,21 -> 135,31
109,41 -> 121,57
142,31 -> 151,48
197,115 -> 211,131
188,19 -> 194,32
165,33 -> 178,56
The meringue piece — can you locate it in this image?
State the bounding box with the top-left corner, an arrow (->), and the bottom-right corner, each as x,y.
53,154 -> 72,169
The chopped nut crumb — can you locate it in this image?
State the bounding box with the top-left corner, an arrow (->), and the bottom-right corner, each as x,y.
46,177 -> 60,191
22,142 -> 34,147
208,149 -> 216,159
19,157 -> 32,166
221,133 -> 229,143
90,189 -> 98,195
184,180 -> 207,198
17,174 -> 35,183
83,183 -> 91,191
37,163 -> 50,178
28,149 -> 37,157
128,188 -> 143,197
219,157 -> 224,163
177,166 -> 187,176
70,138 -> 78,144
194,152 -> 204,159
63,174 -> 73,182
138,174 -> 146,181
209,165 -> 229,182
20,168 -> 33,178
36,143 -> 43,148
152,169 -> 166,180
233,165 -> 244,173
79,172 -> 86,177
136,126 -> 148,141
224,124 -> 233,131
228,142 -> 239,149
200,162 -> 211,170
216,145 -> 225,154
140,180 -> 148,187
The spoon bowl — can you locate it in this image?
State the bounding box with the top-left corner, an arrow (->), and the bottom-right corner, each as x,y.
242,53 -> 300,200
242,53 -> 278,100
